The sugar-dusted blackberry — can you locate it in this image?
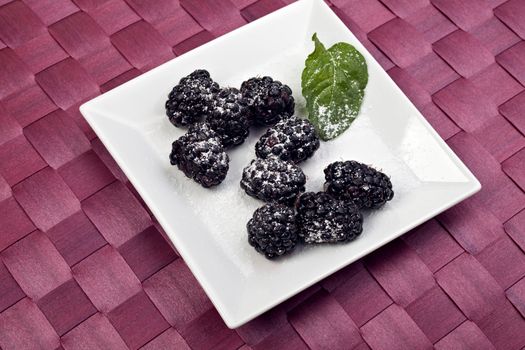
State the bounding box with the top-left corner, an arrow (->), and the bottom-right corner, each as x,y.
255,116 -> 320,163
207,87 -> 250,148
165,69 -> 220,127
324,161 -> 393,209
170,123 -> 229,187
240,158 -> 306,205
240,76 -> 294,126
247,203 -> 298,259
296,192 -> 363,244
181,121 -> 218,143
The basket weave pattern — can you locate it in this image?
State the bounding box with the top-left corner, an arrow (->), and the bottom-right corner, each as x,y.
0,0 -> 525,349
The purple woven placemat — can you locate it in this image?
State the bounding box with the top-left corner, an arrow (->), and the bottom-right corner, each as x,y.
1,0 -> 524,349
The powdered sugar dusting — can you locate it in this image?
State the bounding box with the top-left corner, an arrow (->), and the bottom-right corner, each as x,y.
240,157 -> 305,204
242,158 -> 302,190
301,218 -> 345,243
147,46 -> 424,271
255,116 -> 319,163
191,138 -> 227,167
182,72 -> 217,105
211,88 -> 243,116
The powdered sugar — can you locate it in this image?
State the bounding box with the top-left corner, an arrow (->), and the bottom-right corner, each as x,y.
149,46 -> 422,270
166,70 -> 220,126
243,158 -> 300,188
255,116 -> 320,163
190,138 -> 227,167
240,157 -> 306,204
297,192 -> 362,244
301,217 -> 345,243
210,88 -> 243,116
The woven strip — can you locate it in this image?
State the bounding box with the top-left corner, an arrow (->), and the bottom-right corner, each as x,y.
0,0 -> 524,349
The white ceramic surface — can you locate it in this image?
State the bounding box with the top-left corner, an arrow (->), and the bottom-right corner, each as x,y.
80,0 -> 481,328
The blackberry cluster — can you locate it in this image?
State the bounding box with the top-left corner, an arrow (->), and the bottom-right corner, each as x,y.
165,70 -> 219,127
207,87 -> 250,148
255,116 -> 320,164
164,71 -> 397,259
169,123 -> 229,187
247,203 -> 298,259
240,76 -> 295,126
324,161 -> 394,209
240,158 -> 306,205
296,192 -> 363,244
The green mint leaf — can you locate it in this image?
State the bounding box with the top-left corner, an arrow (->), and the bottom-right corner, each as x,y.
301,33 -> 368,140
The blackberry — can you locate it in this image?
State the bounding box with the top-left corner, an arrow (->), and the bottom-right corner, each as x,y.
207,87 -> 250,148
297,192 -> 363,244
247,203 -> 298,259
240,76 -> 294,126
165,69 -> 220,127
181,121 -> 218,143
169,123 -> 229,187
324,161 -> 393,209
240,158 -> 306,205
255,116 -> 320,163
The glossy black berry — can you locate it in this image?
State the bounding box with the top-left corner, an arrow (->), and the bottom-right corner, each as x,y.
296,192 -> 363,244
247,203 -> 298,259
207,87 -> 250,148
170,123 -> 229,187
165,70 -> 220,127
255,116 -> 320,163
240,157 -> 306,205
240,76 -> 294,126
324,161 -> 394,209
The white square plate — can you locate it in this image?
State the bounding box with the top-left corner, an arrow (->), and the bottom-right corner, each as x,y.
80,0 -> 480,328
